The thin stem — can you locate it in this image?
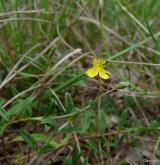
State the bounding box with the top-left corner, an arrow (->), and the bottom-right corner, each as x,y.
99,7 -> 109,56
97,76 -> 102,134
98,141 -> 104,165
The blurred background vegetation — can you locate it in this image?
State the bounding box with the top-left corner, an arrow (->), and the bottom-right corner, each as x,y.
0,0 -> 160,164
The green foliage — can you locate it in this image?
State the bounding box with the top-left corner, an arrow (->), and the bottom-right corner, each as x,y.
12,133 -> 57,145
0,0 -> 159,164
40,116 -> 56,131
86,141 -> 99,154
0,107 -> 8,121
8,98 -> 32,118
0,121 -> 8,137
59,145 -> 81,165
81,111 -> 95,133
118,109 -> 128,129
38,143 -> 55,154
99,111 -> 107,132
65,92 -> 74,114
20,131 -> 38,151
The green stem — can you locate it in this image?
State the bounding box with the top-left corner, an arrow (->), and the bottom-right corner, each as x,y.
100,11 -> 109,56
97,76 -> 102,133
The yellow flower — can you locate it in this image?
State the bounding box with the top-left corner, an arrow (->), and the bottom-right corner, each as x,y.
85,58 -> 110,79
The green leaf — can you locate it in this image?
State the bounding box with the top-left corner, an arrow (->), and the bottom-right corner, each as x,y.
8,99 -> 32,118
100,111 -> 106,133
144,0 -> 157,44
59,134 -> 72,146
40,116 -> 56,130
72,145 -> 81,165
82,159 -> 89,165
55,73 -> 84,92
59,156 -> 72,165
0,121 -> 8,137
38,143 -> 55,154
60,125 -> 81,133
10,85 -> 19,96
86,141 -> 99,154
118,109 -> 128,129
12,133 -> 57,146
42,161 -> 51,165
0,107 -> 8,121
0,99 -> 6,106
65,92 -> 74,114
20,131 -> 38,151
19,72 -> 39,78
81,111 -> 94,133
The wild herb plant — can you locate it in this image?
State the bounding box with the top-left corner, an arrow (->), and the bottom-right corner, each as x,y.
0,0 -> 160,164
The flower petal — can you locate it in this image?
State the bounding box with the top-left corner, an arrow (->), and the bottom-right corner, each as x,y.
99,68 -> 110,79
85,67 -> 99,77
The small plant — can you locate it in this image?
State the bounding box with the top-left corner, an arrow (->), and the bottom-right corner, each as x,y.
85,58 -> 110,79
0,0 -> 160,164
